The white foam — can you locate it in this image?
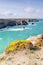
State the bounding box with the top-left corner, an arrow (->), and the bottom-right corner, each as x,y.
0,38 -> 3,40
29,24 -> 31,25
0,27 -> 31,32
0,27 -> 32,32
6,28 -> 30,31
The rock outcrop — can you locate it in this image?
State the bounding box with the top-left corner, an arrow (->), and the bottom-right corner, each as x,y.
27,34 -> 43,47
7,21 -> 16,26
0,18 -> 39,29
0,22 -> 7,29
5,40 -> 33,54
0,19 -> 28,29
4,34 -> 43,54
22,20 -> 28,25
28,19 -> 39,22
0,34 -> 43,65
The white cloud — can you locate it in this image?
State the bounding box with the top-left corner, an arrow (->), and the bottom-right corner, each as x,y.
24,7 -> 35,13
36,9 -> 43,13
23,7 -> 43,18
0,10 -> 17,18
24,7 -> 43,14
0,7 -> 43,18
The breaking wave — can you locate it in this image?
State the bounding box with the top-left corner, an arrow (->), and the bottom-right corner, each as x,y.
0,27 -> 32,32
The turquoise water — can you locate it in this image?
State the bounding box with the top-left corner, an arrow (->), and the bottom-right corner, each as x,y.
0,21 -> 43,53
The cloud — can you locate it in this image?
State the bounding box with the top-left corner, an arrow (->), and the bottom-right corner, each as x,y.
24,7 -> 35,13
0,10 -> 17,18
0,7 -> 43,18
36,9 -> 43,13
24,7 -> 43,14
23,7 -> 43,18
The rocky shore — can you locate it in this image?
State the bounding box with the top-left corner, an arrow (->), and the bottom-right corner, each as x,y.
0,34 -> 43,65
0,18 -> 39,29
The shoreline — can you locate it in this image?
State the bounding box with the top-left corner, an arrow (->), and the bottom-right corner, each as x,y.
0,18 -> 39,29
0,34 -> 43,65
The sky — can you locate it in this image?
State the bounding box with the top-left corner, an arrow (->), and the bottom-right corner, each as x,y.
0,0 -> 43,18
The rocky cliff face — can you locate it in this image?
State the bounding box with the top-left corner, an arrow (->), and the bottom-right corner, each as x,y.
4,34 -> 43,54
27,34 -> 43,47
0,18 -> 39,29
0,34 -> 43,65
0,20 -> 28,29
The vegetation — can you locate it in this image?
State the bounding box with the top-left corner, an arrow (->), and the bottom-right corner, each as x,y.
5,38 -> 43,54
35,40 -> 42,47
5,40 -> 33,54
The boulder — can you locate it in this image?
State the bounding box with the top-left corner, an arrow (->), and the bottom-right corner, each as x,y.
37,34 -> 43,40
27,34 -> 43,47
16,21 -> 21,25
22,20 -> 28,25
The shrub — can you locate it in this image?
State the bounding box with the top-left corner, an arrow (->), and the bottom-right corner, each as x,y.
5,40 -> 33,54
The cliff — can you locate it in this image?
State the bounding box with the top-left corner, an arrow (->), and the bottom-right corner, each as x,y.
0,18 -> 39,29
0,34 -> 43,65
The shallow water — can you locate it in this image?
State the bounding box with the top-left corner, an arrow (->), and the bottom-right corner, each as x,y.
0,21 -> 43,53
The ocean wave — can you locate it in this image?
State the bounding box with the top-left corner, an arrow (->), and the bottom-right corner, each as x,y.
0,38 -> 3,40
6,28 -> 30,31
28,23 -> 37,26
33,24 -> 37,26
0,28 -> 32,32
29,24 -> 31,25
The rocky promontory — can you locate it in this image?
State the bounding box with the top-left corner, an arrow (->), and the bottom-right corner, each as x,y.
0,18 -> 39,29
0,34 -> 43,65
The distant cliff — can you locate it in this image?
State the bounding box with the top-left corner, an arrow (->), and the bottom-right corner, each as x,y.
0,18 -> 39,29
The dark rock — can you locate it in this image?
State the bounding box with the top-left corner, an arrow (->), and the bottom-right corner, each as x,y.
28,19 -> 39,22
16,22 -> 21,25
32,23 -> 34,24
0,22 -> 7,29
0,18 -> 39,29
22,20 -> 28,25
7,21 -> 16,26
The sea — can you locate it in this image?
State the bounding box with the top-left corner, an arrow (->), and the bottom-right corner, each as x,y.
0,20 -> 43,53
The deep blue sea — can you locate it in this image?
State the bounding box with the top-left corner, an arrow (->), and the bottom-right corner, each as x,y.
0,20 -> 43,53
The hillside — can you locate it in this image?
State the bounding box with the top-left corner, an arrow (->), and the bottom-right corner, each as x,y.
0,34 -> 43,65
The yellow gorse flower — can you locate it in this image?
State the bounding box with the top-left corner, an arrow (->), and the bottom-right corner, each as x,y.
5,40 -> 32,54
